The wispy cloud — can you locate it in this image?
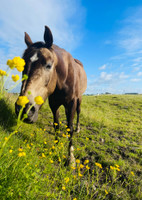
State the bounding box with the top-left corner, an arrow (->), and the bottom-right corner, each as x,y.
0,0 -> 85,66
99,64 -> 107,70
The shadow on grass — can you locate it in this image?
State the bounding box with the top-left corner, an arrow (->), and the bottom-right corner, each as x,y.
0,98 -> 17,131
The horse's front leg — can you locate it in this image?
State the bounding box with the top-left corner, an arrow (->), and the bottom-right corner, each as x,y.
65,99 -> 77,167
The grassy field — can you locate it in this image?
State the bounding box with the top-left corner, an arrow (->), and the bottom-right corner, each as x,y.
0,93 -> 142,199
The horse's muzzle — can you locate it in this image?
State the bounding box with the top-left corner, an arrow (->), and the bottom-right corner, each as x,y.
15,102 -> 38,123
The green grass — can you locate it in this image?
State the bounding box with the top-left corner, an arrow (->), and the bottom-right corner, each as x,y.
0,94 -> 142,199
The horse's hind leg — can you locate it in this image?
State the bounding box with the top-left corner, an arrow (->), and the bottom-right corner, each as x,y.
76,98 -> 81,133
65,99 -> 77,167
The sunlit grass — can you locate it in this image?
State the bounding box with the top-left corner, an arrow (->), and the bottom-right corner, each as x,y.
0,93 -> 141,199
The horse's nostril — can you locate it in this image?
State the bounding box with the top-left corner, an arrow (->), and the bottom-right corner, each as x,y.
31,106 -> 36,113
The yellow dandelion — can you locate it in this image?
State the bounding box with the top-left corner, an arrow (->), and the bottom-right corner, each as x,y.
84,160 -> 89,165
105,190 -> 108,195
4,137 -> 8,141
110,166 -> 115,170
17,96 -> 29,107
18,148 -> 23,151
73,198 -> 77,200
62,186 -> 66,190
51,146 -> 55,150
49,152 -> 52,155
131,171 -> 135,176
44,141 -> 47,144
73,175 -> 77,179
95,162 -> 102,169
63,155 -> 66,159
31,143 -> 33,146
86,165 -> 90,170
42,153 -> 46,158
35,164 -> 37,167
116,168 -> 120,171
86,137 -> 89,141
26,163 -> 29,166
76,159 -> 80,164
78,173 -> 83,177
66,128 -> 70,132
54,140 -> 58,144
34,96 -> 44,105
77,148 -> 80,151
80,164 -> 84,169
50,159 -> 54,164
62,133 -> 66,138
54,123 -> 58,126
64,177 -> 70,184
71,166 -> 76,170
0,69 -> 7,76
115,164 -> 120,168
12,74 -> 20,82
9,149 -> 13,153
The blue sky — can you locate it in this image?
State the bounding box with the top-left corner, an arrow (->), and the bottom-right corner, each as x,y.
0,0 -> 142,94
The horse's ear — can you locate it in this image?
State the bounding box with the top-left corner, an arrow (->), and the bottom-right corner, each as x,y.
44,26 -> 53,48
25,32 -> 33,47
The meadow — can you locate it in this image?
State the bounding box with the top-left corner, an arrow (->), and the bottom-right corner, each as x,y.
0,93 -> 142,199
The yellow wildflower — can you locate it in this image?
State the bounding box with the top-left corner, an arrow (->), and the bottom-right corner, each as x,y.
42,153 -> 46,158
86,165 -> 90,170
64,177 -> 70,184
17,96 -> 29,107
9,149 -> 13,153
7,57 -> 25,72
77,148 -> 80,151
76,159 -> 80,164
84,160 -> 89,165
80,164 -> 84,169
116,168 -> 120,171
54,140 -> 58,144
4,137 -> 8,141
18,148 -> 23,151
12,74 -> 20,82
35,164 -> 37,167
95,162 -> 102,169
73,175 -> 77,179
71,166 -> 76,170
51,146 -> 55,150
63,155 -> 66,159
73,198 -> 77,200
54,123 -> 58,126
110,166 -> 115,170
62,133 -> 66,138
44,141 -> 47,144
105,190 -> 108,195
26,163 -> 29,166
0,69 -> 7,76
115,164 -> 120,168
131,171 -> 135,176
86,137 -> 89,141
78,172 -> 83,177
62,186 -> 66,190
18,152 -> 26,157
50,159 -> 54,163
49,152 -> 52,155
34,96 -> 44,105
66,128 -> 70,132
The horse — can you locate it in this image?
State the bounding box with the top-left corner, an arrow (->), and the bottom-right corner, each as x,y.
15,26 -> 87,165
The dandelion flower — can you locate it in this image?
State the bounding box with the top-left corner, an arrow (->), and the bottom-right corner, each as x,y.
42,153 -> 46,158
50,159 -> 54,163
131,171 -> 135,176
115,164 -> 120,168
34,96 -> 44,105
12,74 -> 20,82
105,190 -> 108,195
76,159 -> 80,164
95,162 -> 102,169
7,57 -> 25,72
110,166 -> 115,170
86,165 -> 90,170
78,172 -> 83,177
0,69 -> 7,76
4,137 -> 8,141
17,96 -> 29,107
62,133 -> 66,138
54,123 -> 58,126
73,198 -> 77,200
18,148 -> 23,152
62,186 -> 66,190
84,160 -> 89,165
54,140 -> 58,144
80,164 -> 84,169
9,149 -> 13,153
64,177 -> 70,184
66,128 -> 70,132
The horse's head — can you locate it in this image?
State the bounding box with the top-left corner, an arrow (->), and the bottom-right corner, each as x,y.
15,26 -> 57,123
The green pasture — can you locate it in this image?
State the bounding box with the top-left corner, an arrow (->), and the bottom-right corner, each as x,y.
0,94 -> 142,199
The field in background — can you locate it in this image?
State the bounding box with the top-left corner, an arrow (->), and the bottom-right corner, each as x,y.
0,94 -> 142,199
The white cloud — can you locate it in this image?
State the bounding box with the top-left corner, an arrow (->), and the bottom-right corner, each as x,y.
118,7 -> 142,52
131,78 -> 141,82
100,72 -> 113,81
99,64 -> 106,70
137,72 -> 142,76
119,72 -> 129,79
0,0 -> 85,66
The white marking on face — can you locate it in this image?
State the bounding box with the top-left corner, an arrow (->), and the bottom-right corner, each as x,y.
30,53 -> 39,62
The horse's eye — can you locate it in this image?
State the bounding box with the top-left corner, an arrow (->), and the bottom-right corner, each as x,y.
45,64 -> 51,70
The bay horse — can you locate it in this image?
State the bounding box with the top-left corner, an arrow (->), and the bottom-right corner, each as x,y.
15,26 -> 87,165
